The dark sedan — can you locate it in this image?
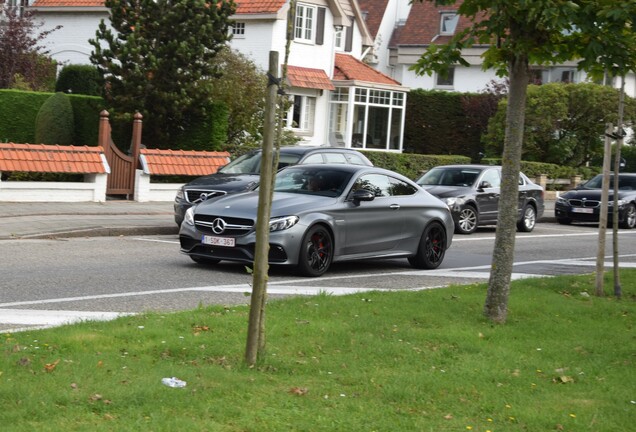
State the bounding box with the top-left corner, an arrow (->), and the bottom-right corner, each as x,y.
179,164 -> 454,277
555,173 -> 636,228
173,146 -> 373,226
416,164 -> 545,234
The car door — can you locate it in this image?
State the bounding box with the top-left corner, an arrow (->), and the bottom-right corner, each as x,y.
340,173 -> 403,255
475,168 -> 501,223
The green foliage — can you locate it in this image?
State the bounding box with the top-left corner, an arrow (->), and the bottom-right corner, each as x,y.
482,158 -> 600,181
89,0 -> 236,149
405,89 -> 500,161
0,5 -> 59,91
34,92 -> 74,145
210,48 -> 267,148
483,83 -> 636,167
55,64 -> 101,96
172,103 -> 229,151
0,271 -> 633,431
362,150 -> 470,179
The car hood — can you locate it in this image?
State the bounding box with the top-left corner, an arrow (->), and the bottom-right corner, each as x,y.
184,173 -> 260,193
194,191 -> 338,219
561,189 -> 623,200
420,185 -> 472,198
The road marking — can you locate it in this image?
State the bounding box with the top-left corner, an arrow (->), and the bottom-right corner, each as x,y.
2,255 -> 634,332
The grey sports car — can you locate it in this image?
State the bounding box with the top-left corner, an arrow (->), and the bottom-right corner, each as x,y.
179,164 -> 454,277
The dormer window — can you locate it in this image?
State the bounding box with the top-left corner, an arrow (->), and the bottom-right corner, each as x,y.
440,12 -> 459,35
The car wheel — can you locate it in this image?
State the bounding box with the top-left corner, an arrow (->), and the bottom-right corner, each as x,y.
296,225 -> 333,277
456,206 -> 478,234
517,204 -> 537,232
191,256 -> 221,265
619,203 -> 636,229
408,221 -> 446,270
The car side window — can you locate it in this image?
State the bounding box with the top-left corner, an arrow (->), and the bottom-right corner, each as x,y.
323,153 -> 348,164
301,153 -> 324,164
351,174 -> 390,197
388,176 -> 418,196
344,153 -> 369,165
480,169 -> 501,188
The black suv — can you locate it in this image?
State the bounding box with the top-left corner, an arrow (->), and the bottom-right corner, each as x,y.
173,146 -> 373,226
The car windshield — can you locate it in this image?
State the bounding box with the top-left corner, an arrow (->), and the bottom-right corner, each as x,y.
218,152 -> 302,174
273,167 -> 353,198
583,174 -> 636,190
417,168 -> 481,187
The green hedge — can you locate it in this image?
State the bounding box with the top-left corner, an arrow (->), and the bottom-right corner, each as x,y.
361,151 -> 471,180
482,158 -> 601,181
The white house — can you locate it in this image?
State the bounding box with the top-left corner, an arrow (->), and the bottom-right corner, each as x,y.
357,0 -> 636,96
28,0 -> 409,151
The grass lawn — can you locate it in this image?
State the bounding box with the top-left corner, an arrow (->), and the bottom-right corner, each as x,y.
1,271 -> 634,431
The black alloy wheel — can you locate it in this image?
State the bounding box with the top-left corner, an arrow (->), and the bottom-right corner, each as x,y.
297,225 -> 333,277
408,221 -> 446,269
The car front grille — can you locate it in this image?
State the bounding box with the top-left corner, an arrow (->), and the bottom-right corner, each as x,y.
194,215 -> 254,236
185,189 -> 227,203
567,199 -> 600,208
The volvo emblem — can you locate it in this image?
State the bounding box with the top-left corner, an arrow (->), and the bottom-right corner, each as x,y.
199,192 -> 208,201
211,218 -> 226,234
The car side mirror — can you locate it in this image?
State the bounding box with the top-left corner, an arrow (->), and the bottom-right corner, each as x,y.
351,189 -> 375,203
478,181 -> 492,190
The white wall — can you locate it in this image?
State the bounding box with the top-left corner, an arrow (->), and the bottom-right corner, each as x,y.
0,174 -> 107,202
35,11 -> 107,67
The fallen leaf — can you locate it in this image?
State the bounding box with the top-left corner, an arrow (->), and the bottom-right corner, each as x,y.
443,414 -> 453,420
44,359 -> 60,373
289,387 -> 308,396
553,375 -> 574,384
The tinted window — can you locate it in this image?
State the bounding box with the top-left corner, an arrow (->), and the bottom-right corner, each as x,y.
352,174 -> 390,197
301,153 -> 325,164
388,176 -> 417,196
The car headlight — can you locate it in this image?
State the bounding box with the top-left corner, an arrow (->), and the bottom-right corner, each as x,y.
184,207 -> 195,226
175,186 -> 185,201
608,199 -> 626,207
556,196 -> 568,205
442,197 -> 464,208
269,216 -> 299,232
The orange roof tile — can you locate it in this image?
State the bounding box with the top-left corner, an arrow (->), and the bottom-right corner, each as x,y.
235,0 -> 286,14
31,0 -> 104,6
287,66 -> 335,91
357,0 -> 389,39
139,149 -> 231,176
333,53 -> 400,85
31,0 -> 286,14
392,0 -> 479,47
0,143 -> 109,174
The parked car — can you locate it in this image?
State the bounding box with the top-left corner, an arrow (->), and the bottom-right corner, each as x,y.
173,146 -> 373,226
415,164 -> 545,234
555,173 -> 636,228
179,164 -> 454,277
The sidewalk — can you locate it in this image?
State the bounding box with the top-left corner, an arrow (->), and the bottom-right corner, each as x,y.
0,199 -> 556,240
0,200 -> 179,240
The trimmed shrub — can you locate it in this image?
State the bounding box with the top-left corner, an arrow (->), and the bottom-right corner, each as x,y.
361,151 -> 471,180
55,64 -> 101,96
34,92 -> 74,145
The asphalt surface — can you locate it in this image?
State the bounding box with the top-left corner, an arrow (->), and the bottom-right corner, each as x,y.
0,198 -> 556,240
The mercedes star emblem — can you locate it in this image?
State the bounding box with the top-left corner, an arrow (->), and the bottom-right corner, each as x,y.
212,218 -> 226,234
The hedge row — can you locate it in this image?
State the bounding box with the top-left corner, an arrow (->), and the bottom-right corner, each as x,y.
1,89 -> 226,152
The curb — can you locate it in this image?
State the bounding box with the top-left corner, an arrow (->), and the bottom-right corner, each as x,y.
2,226 -> 179,240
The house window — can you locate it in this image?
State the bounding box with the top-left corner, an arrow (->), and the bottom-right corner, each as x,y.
231,22 -> 245,37
435,67 -> 455,88
334,27 -> 344,50
287,95 -> 315,133
345,87 -> 405,151
440,12 -> 459,35
295,4 -> 316,43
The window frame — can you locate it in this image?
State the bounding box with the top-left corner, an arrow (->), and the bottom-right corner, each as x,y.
295,3 -> 317,44
440,12 -> 459,35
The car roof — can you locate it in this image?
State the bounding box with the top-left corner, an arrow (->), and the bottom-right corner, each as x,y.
246,146 -> 367,156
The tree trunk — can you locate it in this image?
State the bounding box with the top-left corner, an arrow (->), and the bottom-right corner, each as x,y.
612,77 -> 626,299
245,51 -> 278,366
483,54 -> 529,323
595,124 -> 613,296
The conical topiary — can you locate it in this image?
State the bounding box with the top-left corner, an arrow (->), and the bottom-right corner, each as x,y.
34,92 -> 74,145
